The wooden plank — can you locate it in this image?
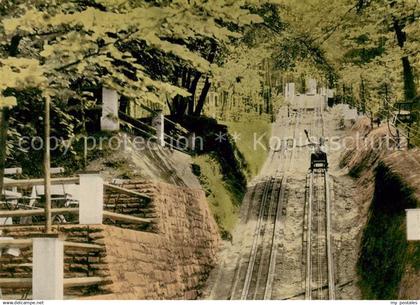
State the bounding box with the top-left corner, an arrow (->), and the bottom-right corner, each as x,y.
0,240 -> 100,250
64,241 -> 102,250
4,168 -> 22,175
63,277 -> 108,288
0,277 -> 108,289
0,278 -> 31,288
50,167 -> 65,174
0,239 -> 32,248
3,177 -> 79,189
0,208 -> 79,218
103,211 -> 152,224
140,104 -> 189,134
104,183 -> 150,200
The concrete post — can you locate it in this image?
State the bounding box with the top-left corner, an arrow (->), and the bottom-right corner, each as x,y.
79,172 -> 104,225
32,235 -> 63,300
406,209 -> 420,240
285,83 -> 295,98
152,110 -> 165,147
101,87 -> 119,132
306,79 -> 317,95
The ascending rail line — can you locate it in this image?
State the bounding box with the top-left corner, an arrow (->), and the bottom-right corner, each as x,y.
304,106 -> 335,300
231,108 -> 302,300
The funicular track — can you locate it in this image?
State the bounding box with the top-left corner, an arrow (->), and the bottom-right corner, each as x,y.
230,109 -> 303,300
303,106 -> 335,300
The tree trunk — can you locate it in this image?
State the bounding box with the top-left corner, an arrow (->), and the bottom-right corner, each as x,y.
191,43 -> 218,117
401,56 -> 416,100
173,95 -> 188,118
360,78 -> 366,114
0,108 -> 10,198
194,77 -> 211,116
187,72 -> 202,115
393,19 -> 417,100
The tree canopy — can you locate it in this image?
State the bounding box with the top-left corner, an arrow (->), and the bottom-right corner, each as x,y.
0,0 -> 418,158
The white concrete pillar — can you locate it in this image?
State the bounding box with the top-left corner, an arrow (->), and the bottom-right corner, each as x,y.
79,173 -> 103,225
101,87 -> 119,132
32,235 -> 63,300
406,209 -> 420,240
285,83 -> 295,98
306,78 -> 317,95
152,110 -> 165,147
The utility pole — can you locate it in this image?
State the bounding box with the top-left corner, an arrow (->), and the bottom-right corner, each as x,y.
44,94 -> 52,233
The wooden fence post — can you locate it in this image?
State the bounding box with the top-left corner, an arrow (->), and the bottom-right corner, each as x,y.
44,95 -> 52,234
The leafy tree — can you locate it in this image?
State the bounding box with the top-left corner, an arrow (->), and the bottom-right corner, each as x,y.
0,0 -> 264,178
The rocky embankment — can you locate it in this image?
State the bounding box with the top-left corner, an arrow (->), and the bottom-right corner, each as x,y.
340,118 -> 420,299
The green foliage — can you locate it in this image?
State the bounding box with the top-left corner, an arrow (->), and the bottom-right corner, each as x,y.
183,116 -> 248,235
0,0 -> 263,111
224,115 -> 271,178
358,162 -> 420,299
273,0 -> 418,120
0,0 -> 269,170
193,154 -> 239,235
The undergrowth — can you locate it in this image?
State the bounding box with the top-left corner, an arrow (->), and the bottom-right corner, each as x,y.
357,162 -> 420,299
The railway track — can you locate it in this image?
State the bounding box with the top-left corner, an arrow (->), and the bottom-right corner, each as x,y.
230,109 -> 302,300
303,106 -> 335,300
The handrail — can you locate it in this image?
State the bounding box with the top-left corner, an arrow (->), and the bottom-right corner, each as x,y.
118,111 -> 157,132
0,239 -> 32,248
3,177 -> 79,189
0,240 -> 101,250
0,278 -> 31,288
64,277 -> 109,288
0,277 -> 108,289
64,241 -> 102,250
0,208 -> 79,218
104,183 -> 151,200
103,210 -> 153,224
140,104 -> 189,135
120,118 -> 157,140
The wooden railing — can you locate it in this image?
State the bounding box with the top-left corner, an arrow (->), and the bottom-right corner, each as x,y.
3,177 -> 79,188
1,175 -> 154,230
0,239 -> 110,298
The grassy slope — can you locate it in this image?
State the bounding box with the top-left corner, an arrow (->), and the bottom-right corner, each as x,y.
193,116 -> 271,237
224,117 -> 271,178
194,154 -> 238,235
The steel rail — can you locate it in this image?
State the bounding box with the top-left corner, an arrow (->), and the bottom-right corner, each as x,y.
305,171 -> 314,300
264,109 -> 302,300
240,176 -> 274,300
239,110 -> 298,300
304,105 -> 335,300
325,169 -> 335,299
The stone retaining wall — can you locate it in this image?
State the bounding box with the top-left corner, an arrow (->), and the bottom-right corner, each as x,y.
96,181 -> 220,299
1,180 -> 220,300
0,225 -> 112,298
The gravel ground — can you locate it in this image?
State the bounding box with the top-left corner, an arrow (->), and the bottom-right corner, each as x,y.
203,105 -> 362,300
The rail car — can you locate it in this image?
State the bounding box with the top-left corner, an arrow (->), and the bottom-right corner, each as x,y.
304,130 -> 329,170
310,148 -> 328,170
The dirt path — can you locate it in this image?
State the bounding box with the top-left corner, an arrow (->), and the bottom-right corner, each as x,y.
202,105 -> 361,300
